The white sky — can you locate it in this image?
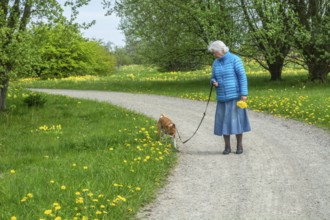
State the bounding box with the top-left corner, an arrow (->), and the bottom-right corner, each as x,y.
58,0 -> 126,47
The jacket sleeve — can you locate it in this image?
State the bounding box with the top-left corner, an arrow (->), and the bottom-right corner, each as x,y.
234,58 -> 248,96
210,61 -> 217,85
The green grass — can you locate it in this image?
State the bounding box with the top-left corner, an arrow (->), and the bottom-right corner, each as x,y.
2,63 -> 329,218
0,88 -> 177,219
18,64 -> 330,130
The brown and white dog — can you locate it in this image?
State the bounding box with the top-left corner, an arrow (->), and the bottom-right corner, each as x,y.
158,114 -> 177,148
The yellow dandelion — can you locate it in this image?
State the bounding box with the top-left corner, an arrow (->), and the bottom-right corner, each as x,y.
117,195 -> 126,202
54,217 -> 62,220
44,209 -> 52,215
10,169 -> 16,174
27,193 -> 33,198
61,185 -> 66,190
11,217 -> 17,220
237,100 -> 248,109
76,197 -> 84,204
21,197 -> 28,202
98,194 -> 104,198
50,180 -> 55,184
54,204 -> 61,211
83,166 -> 88,170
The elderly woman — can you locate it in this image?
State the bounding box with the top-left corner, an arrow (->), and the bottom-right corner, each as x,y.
208,40 -> 251,154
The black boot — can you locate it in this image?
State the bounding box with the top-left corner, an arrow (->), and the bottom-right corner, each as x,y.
236,145 -> 243,154
223,135 -> 231,155
223,146 -> 231,155
236,134 -> 243,154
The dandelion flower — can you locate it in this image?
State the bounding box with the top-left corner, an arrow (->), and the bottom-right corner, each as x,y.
61,185 -> 66,190
27,193 -> 33,198
10,170 -> 16,174
117,195 -> 126,202
76,197 -> 84,204
11,216 -> 17,220
44,209 -> 52,215
237,100 -> 248,109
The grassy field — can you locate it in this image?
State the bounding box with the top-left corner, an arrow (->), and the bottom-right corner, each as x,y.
18,63 -> 330,130
2,63 -> 329,219
0,88 -> 177,219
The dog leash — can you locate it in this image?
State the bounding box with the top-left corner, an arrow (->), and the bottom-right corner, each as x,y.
176,85 -> 213,144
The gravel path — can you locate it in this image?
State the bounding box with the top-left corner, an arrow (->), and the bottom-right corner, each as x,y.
31,89 -> 330,220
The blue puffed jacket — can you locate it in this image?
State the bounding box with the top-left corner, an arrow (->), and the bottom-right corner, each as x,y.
210,52 -> 248,102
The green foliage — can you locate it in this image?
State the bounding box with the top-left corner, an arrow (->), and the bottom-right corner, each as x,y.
106,0 -> 329,82
18,64 -> 330,130
0,88 -> 177,219
287,0 -> 330,82
23,93 -> 47,107
106,0 -> 240,71
30,23 -> 116,79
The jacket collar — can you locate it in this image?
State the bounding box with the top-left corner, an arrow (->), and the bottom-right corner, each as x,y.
218,51 -> 231,62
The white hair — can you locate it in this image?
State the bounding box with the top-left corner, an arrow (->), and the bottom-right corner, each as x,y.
208,40 -> 229,53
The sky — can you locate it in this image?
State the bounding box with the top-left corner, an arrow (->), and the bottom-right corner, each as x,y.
58,1 -> 126,47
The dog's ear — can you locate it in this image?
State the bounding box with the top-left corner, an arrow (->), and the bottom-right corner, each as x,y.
172,123 -> 176,128
168,123 -> 175,128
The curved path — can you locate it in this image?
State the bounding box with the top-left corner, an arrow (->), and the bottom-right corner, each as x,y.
31,89 -> 330,220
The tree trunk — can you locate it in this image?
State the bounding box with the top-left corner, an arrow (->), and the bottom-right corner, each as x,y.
306,61 -> 329,83
0,77 -> 9,111
267,58 -> 284,81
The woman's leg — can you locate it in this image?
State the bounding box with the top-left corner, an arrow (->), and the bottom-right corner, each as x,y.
236,134 -> 243,154
223,135 -> 231,155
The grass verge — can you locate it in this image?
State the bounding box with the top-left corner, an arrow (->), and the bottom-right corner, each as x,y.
17,64 -> 330,130
0,88 -> 177,219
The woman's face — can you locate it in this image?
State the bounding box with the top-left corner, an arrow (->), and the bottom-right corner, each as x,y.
212,50 -> 224,58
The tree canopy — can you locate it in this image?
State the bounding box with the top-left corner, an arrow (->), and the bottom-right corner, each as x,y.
0,0 -> 116,111
105,0 -> 329,81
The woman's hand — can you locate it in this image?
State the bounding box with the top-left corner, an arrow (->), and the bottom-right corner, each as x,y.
241,96 -> 247,101
212,81 -> 219,87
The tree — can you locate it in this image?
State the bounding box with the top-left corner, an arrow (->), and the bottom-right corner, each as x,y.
105,0 -> 242,71
239,0 -> 292,80
287,0 -> 330,82
30,23 -> 116,78
0,0 -> 90,111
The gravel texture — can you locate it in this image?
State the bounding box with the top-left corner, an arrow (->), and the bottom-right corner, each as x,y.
31,89 -> 330,220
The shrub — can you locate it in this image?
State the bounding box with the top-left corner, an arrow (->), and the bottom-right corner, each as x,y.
23,93 -> 47,107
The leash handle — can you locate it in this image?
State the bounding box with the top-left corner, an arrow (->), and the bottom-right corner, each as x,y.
177,85 -> 213,144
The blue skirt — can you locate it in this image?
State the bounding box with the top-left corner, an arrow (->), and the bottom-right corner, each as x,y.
214,100 -> 251,136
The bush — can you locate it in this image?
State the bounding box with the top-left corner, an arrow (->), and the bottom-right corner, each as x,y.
23,93 -> 47,107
